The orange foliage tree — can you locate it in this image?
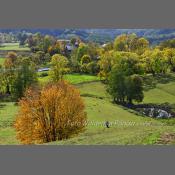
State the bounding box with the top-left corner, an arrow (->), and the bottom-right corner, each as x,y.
14,81 -> 87,144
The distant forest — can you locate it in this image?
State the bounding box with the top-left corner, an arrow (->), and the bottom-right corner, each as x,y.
1,29 -> 175,45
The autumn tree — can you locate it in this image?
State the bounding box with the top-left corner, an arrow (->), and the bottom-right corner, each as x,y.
114,34 -> 129,52
43,35 -> 55,53
114,34 -> 149,54
159,39 -> 175,49
132,37 -> 149,55
70,37 -> 81,46
102,42 -> 113,51
141,50 -> 155,74
98,51 -> 117,81
15,81 -> 87,144
50,54 -> 69,82
31,51 -> 50,65
2,53 -> 17,94
86,61 -> 99,75
6,51 -> 18,63
70,48 -> 80,72
80,54 -> 91,73
76,43 -> 89,62
142,49 -> 169,75
48,43 -> 61,56
163,48 -> 175,72
115,52 -> 144,76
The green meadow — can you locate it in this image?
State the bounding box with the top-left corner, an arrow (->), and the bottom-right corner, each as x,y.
1,73 -> 175,145
0,43 -> 30,51
0,57 -> 5,65
38,73 -> 100,85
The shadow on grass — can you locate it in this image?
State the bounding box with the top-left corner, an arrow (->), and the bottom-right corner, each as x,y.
0,103 -> 6,110
142,73 -> 175,91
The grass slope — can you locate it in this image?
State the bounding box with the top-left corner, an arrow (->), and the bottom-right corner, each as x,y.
0,57 -> 5,65
38,73 -> 100,85
48,78 -> 175,145
143,73 -> 175,104
0,73 -> 175,145
0,102 -> 19,144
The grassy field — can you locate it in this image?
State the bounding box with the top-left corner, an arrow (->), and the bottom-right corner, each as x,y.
0,73 -> 175,145
143,73 -> 175,104
38,73 -> 100,85
0,57 -> 5,65
48,77 -> 175,145
0,102 -> 19,144
0,43 -> 30,51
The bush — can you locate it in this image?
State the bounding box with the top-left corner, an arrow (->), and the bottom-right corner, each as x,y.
15,81 -> 87,144
39,72 -> 48,77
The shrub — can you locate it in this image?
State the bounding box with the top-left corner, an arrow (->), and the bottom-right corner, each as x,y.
39,72 -> 48,77
15,81 -> 87,144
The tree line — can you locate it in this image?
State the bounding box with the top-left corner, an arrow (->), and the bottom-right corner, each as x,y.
1,33 -> 175,102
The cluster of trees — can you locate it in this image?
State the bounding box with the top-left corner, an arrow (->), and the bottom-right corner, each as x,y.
0,52 -> 37,99
1,33 -> 175,103
98,34 -> 175,104
0,51 -> 87,144
16,32 -> 101,74
107,52 -> 144,104
70,42 -> 100,74
99,34 -> 175,78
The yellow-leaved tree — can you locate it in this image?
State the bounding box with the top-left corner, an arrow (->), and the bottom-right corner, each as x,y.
50,54 -> 69,82
14,81 -> 87,144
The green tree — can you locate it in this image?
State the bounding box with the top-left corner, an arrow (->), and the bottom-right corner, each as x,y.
17,32 -> 28,46
159,39 -> 175,49
114,34 -> 149,54
133,37 -> 149,55
43,35 -> 55,53
80,54 -> 91,73
108,69 -> 126,103
107,52 -> 144,104
13,57 -> 37,99
142,49 -> 169,75
114,52 -> 144,76
125,75 -> 144,104
86,61 -> 99,75
151,49 -> 169,74
2,56 -> 16,94
163,48 -> 175,72
32,51 -> 48,65
98,51 -> 118,81
76,43 -> 89,62
70,48 -> 80,72
108,67 -> 144,104
50,54 -> 69,82
114,34 -> 128,51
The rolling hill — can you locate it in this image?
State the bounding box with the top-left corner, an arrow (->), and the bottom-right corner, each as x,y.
1,29 -> 175,44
